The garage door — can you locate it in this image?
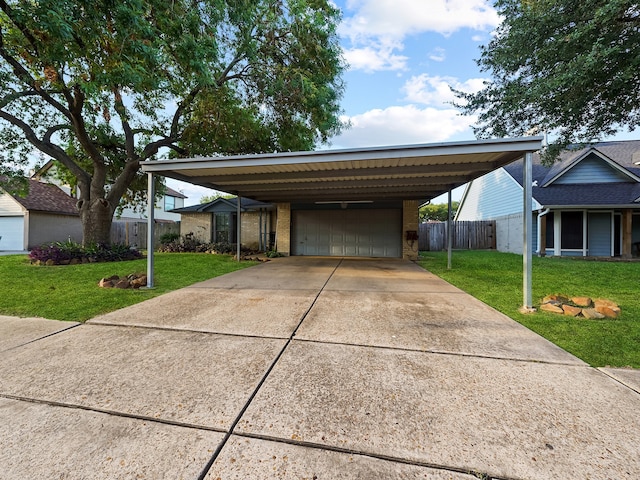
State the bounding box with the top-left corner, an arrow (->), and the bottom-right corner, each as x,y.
292,209 -> 401,257
0,216 -> 25,250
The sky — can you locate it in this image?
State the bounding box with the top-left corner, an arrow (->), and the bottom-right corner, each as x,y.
172,0 -> 637,205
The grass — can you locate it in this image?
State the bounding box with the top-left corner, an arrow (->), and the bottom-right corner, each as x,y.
419,251 -> 640,368
0,253 -> 257,322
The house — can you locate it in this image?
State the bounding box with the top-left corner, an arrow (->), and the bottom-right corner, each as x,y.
116,185 -> 186,223
32,160 -> 187,223
0,179 -> 82,251
456,140 -> 640,258
172,197 -> 275,251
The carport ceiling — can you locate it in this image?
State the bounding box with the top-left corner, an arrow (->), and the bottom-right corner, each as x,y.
142,137 -> 543,203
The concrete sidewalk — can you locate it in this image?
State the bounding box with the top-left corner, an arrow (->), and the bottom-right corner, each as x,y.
1,257 -> 639,479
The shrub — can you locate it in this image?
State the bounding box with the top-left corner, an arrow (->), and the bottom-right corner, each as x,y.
159,232 -> 180,244
29,241 -> 141,265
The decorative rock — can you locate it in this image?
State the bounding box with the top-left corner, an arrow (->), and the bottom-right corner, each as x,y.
98,278 -> 114,288
582,308 -> 606,319
541,303 -> 564,314
130,275 -> 147,288
69,258 -> 81,265
45,259 -> 56,266
594,299 -> 619,309
571,296 -> 592,307
595,305 -> 620,319
542,294 -> 570,304
562,305 -> 582,317
114,279 -> 130,289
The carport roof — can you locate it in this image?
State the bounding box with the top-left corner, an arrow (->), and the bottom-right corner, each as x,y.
142,137 -> 543,203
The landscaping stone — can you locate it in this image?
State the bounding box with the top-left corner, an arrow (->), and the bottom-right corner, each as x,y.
541,303 -> 564,314
582,308 -> 606,320
562,305 -> 582,317
571,296 -> 592,307
595,305 -> 620,319
98,273 -> 147,290
541,293 -> 619,320
542,294 -> 570,304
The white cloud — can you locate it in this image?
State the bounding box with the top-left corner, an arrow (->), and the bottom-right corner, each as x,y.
428,47 -> 446,62
329,105 -> 476,148
166,179 -> 220,206
340,0 -> 499,72
402,74 -> 487,107
343,41 -> 408,72
341,0 -> 499,39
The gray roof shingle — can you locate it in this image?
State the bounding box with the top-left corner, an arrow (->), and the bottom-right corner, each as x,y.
503,140 -> 640,207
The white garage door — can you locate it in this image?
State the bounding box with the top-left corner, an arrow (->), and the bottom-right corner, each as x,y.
292,209 -> 402,257
0,216 -> 25,250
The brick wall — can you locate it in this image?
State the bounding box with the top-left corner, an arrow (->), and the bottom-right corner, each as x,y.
402,200 -> 419,260
275,203 -> 291,255
180,213 -> 212,243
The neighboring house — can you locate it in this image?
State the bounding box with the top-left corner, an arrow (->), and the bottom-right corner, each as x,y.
172,197 -> 275,251
32,160 -> 187,223
116,186 -> 186,223
0,179 -> 82,251
456,140 -> 640,258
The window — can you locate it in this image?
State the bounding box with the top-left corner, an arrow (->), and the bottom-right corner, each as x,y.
215,213 -> 230,242
164,196 -> 175,211
545,212 -> 554,249
561,211 -> 583,249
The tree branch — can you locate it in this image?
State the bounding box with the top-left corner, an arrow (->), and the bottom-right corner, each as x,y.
112,87 -> 136,160
0,108 -> 90,185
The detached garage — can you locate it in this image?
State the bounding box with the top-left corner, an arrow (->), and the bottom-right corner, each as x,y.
0,179 -> 82,251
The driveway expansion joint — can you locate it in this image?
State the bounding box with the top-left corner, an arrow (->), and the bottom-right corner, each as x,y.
0,393 -> 227,434
292,337 -> 589,367
229,430 -> 522,480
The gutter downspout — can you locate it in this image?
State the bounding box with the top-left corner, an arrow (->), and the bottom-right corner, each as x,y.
536,208 -> 550,256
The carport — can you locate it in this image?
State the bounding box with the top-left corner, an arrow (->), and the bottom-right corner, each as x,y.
141,136 -> 542,310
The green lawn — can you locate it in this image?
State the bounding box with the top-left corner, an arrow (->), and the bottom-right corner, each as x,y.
419,251 -> 640,368
0,253 -> 256,322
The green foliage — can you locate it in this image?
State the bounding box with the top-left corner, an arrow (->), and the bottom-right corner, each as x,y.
0,0 -> 346,242
0,253 -> 256,321
158,232 -> 180,244
199,193 -> 235,203
419,201 -> 459,222
457,0 -> 640,163
265,250 -> 284,258
28,240 -> 142,264
420,251 -> 640,367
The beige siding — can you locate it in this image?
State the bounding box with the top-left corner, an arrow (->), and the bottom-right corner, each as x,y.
180,213 -> 212,243
0,191 -> 24,215
241,211 -> 260,249
28,212 -> 82,248
402,200 -> 419,260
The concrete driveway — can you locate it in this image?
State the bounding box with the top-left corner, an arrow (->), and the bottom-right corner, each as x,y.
1,257 -> 639,479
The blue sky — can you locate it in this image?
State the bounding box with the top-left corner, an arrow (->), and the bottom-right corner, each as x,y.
175,0 -> 638,205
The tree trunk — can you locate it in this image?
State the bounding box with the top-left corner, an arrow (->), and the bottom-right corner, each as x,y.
79,198 -> 114,246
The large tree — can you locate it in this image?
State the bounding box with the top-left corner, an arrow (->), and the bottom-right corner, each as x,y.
457,0 -> 640,162
0,0 -> 345,244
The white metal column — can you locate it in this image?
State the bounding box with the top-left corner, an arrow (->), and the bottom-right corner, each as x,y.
236,196 -> 241,261
447,189 -> 452,270
146,173 -> 155,288
521,152 -> 533,312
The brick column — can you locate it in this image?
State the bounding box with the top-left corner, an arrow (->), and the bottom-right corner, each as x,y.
275,203 -> 291,256
402,200 -> 419,260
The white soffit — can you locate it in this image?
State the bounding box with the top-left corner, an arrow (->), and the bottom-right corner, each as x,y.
142,137 -> 543,203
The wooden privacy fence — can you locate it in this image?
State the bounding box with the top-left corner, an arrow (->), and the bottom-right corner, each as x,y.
111,221 -> 180,250
419,220 -> 496,251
